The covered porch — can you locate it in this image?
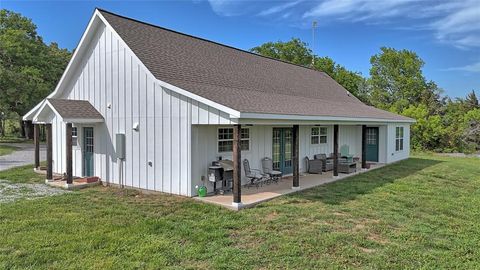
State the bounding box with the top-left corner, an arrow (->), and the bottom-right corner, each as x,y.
31,99 -> 104,188
192,122 -> 387,210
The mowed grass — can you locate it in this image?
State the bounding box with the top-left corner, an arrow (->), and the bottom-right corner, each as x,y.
0,164 -> 45,183
0,145 -> 18,156
0,137 -> 31,144
0,154 -> 479,269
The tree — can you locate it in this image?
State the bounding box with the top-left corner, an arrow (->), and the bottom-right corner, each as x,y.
402,104 -> 445,150
250,38 -> 312,66
465,90 -> 479,110
251,38 -> 367,101
0,9 -> 71,137
368,47 -> 440,113
462,109 -> 480,152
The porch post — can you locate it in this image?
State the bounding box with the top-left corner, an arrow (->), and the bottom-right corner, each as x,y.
232,124 -> 242,207
24,120 -> 34,139
333,124 -> 339,176
34,124 -> 40,169
46,123 -> 53,181
66,123 -> 73,185
361,125 -> 367,169
292,125 -> 300,188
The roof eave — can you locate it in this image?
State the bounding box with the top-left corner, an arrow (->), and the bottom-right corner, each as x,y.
63,118 -> 104,123
237,112 -> 416,123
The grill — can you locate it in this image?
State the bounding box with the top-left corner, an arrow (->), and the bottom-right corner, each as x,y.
208,159 -> 233,194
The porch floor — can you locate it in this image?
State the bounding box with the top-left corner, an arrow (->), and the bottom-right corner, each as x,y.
195,163 -> 384,210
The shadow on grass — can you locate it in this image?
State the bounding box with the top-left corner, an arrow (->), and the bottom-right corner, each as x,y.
289,157 -> 442,205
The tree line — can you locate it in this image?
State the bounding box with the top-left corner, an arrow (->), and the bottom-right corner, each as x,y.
0,9 -> 71,137
251,38 -> 479,153
1,10 -> 478,152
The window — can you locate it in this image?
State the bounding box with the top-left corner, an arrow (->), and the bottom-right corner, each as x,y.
72,127 -> 78,146
311,127 -> 327,144
395,126 -> 404,151
367,128 -> 377,145
218,127 -> 250,152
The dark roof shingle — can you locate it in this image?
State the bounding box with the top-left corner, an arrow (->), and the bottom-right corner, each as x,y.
99,9 -> 411,121
48,99 -> 103,120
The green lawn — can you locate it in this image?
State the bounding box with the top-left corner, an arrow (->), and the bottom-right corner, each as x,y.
0,154 -> 479,269
0,145 -> 18,156
0,137 -> 31,144
0,164 -> 45,183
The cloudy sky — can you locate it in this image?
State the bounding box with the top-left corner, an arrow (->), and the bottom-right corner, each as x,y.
2,0 -> 479,98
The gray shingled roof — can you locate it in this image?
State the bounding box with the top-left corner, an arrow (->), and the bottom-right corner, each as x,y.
48,99 -> 103,120
99,9 -> 412,121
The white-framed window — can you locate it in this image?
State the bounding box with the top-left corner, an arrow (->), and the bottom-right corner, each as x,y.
72,127 -> 78,146
311,127 -> 327,144
218,127 -> 250,152
395,126 -> 404,151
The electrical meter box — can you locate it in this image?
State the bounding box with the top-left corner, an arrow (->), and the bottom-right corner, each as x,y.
116,133 -> 126,159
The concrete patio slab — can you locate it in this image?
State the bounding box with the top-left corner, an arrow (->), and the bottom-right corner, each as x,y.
45,179 -> 101,190
195,164 -> 384,210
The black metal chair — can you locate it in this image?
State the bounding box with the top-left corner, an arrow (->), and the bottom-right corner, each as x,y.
261,157 -> 282,184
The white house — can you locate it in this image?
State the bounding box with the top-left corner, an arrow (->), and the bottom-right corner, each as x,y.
23,9 -> 414,206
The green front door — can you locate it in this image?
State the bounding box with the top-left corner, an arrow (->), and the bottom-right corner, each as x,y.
83,127 -> 94,176
272,128 -> 293,174
366,127 -> 379,162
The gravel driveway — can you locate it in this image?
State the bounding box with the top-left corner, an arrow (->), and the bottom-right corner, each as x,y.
0,143 -> 46,171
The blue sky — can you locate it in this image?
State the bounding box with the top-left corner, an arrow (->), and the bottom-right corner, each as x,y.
2,0 -> 479,98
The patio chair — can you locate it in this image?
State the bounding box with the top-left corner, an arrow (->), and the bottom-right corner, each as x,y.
314,154 -> 333,172
329,152 -> 348,164
243,159 -> 265,188
340,145 -> 354,163
261,157 -> 282,184
305,156 -> 323,174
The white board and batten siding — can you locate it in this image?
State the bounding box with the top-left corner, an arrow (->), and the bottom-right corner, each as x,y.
52,22 -> 229,196
386,123 -> 410,163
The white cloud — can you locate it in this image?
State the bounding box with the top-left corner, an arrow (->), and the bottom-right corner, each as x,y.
446,61 -> 480,73
258,0 -> 303,16
202,0 -> 480,49
302,0 -> 415,20
206,0 -> 248,17
302,0 -> 480,49
430,2 -> 480,48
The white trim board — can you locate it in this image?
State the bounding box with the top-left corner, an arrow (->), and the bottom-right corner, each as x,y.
237,113 -> 415,124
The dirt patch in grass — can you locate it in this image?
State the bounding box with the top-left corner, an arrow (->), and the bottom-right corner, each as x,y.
358,246 -> 376,254
368,234 -> 390,245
